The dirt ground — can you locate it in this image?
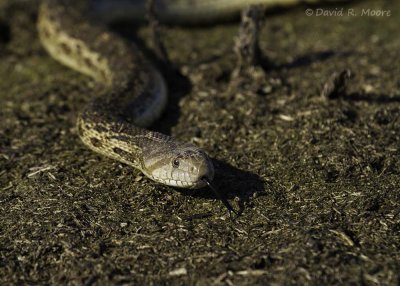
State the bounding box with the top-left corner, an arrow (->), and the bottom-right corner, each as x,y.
0,0 -> 399,285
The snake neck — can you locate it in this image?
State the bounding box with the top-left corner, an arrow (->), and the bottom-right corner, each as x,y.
77,113 -> 172,170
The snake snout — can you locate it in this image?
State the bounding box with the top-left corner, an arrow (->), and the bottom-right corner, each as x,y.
197,163 -> 213,181
192,157 -> 214,188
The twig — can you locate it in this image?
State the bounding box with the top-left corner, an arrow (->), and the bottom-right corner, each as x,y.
321,69 -> 353,99
146,0 -> 169,64
233,5 -> 265,77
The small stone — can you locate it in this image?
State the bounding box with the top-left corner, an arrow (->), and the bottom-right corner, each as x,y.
169,267 -> 187,276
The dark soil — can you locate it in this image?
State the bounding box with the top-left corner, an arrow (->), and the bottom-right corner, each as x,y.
1,0 -> 399,285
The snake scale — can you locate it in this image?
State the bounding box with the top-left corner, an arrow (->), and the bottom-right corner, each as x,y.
37,0 -> 338,194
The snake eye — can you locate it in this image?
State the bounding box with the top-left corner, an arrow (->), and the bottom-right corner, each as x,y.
172,158 -> 180,168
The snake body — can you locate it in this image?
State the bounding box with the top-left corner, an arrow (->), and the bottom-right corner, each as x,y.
39,0 -> 220,188
37,0 -> 340,189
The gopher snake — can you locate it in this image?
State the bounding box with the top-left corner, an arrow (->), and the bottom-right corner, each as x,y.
37,0 -> 343,214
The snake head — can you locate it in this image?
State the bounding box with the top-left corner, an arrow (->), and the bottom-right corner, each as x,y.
141,143 -> 214,189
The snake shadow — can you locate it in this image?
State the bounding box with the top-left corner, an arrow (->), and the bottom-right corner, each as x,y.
261,50 -> 355,72
342,92 -> 400,103
110,22 -> 192,135
176,159 -> 266,216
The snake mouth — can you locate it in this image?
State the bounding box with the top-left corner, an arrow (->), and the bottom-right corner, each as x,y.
201,177 -> 237,218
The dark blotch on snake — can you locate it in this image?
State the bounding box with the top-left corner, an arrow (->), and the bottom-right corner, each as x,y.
75,43 -> 82,53
90,137 -> 102,148
94,125 -> 108,133
41,26 -> 51,39
60,42 -> 72,55
83,57 -> 94,68
48,14 -> 56,22
100,69 -> 107,81
112,147 -> 132,161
